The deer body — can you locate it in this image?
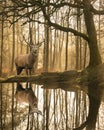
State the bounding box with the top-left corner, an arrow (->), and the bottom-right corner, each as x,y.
15,52 -> 37,75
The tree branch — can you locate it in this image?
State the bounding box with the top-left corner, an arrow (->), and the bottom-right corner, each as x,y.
0,64 -> 104,101
91,6 -> 104,15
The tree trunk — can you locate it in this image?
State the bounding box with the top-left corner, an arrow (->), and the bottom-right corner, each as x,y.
0,14 -> 4,76
73,0 -> 103,130
83,0 -> 102,67
11,14 -> 15,72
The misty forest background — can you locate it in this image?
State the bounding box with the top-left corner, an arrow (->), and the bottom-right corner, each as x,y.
0,0 -> 104,130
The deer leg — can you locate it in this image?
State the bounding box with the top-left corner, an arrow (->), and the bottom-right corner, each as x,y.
29,68 -> 32,75
25,67 -> 28,75
26,82 -> 29,89
16,67 -> 23,75
16,82 -> 25,91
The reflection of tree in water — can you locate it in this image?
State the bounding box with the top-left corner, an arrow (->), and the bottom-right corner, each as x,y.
0,82 -> 104,130
0,83 -> 43,130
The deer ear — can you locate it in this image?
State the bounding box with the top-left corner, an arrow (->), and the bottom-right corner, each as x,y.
30,44 -> 35,48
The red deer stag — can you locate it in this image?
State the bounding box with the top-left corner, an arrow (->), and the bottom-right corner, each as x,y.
15,38 -> 44,75
15,82 -> 42,115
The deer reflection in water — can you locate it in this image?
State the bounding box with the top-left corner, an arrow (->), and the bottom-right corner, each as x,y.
15,82 -> 42,115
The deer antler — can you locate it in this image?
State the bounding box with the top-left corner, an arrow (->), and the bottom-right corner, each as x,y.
36,39 -> 45,47
23,35 -> 32,46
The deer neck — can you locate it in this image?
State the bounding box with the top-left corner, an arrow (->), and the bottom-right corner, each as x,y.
29,52 -> 37,63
